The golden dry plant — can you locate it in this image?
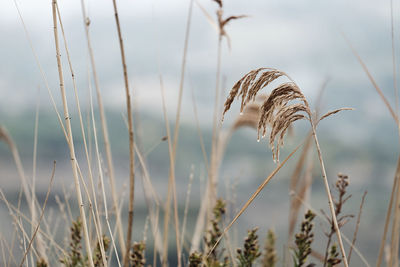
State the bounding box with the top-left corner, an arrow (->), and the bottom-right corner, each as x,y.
223,67 -> 351,162
221,67 -> 353,267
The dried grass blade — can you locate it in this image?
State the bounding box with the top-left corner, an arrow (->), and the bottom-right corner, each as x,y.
318,108 -> 354,123
343,33 -> 399,127
206,140 -> 304,258
195,0 -> 218,33
221,15 -> 247,29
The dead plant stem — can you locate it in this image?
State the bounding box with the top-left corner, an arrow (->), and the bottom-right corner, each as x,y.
109,1 -> 136,265
51,2 -> 94,266
79,0 -> 126,255
162,0 -> 193,265
208,34 -> 223,231
310,122 -> 348,267
55,4 -> 109,265
376,156 -> 400,267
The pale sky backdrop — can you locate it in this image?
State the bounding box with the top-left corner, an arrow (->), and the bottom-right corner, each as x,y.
0,0 -> 397,122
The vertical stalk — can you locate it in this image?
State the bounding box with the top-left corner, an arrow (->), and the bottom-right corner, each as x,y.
55,4 -> 108,265
376,156 -> 400,267
51,1 -> 94,266
208,34 -> 222,228
109,1 -> 136,266
162,0 -> 193,265
79,0 -> 126,255
389,161 -> 400,267
310,121 -> 348,267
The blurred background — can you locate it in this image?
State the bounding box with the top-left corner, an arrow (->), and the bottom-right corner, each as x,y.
0,0 -> 399,265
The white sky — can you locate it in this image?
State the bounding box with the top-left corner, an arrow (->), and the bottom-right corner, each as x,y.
0,0 -> 398,125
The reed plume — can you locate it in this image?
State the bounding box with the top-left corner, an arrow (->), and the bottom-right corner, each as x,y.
222,67 -> 351,267
223,68 -> 310,163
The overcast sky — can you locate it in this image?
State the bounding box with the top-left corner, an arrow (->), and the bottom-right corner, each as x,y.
0,0 -> 398,126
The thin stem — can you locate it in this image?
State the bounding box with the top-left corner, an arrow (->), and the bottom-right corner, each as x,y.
390,159 -> 400,267
79,0 -> 126,255
55,4 -> 108,265
310,121 -> 348,267
160,75 -> 180,267
390,0 -> 399,116
162,0 -> 193,265
207,33 -> 223,232
376,156 -> 400,267
51,2 -> 94,266
109,1 -> 136,266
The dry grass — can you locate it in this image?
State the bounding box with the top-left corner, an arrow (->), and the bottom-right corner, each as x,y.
221,67 -> 351,266
1,1 -> 398,267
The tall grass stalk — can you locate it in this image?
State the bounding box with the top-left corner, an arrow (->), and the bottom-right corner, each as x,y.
55,4 -> 110,265
87,54 -> 122,266
30,89 -> 39,265
159,74 -> 181,267
309,121 -> 349,267
180,165 -> 195,253
162,0 -> 193,265
51,1 -> 94,266
133,142 -> 162,256
109,1 -> 136,265
208,33 -> 223,226
189,85 -> 210,253
79,0 -> 126,255
389,161 -> 400,267
121,110 -> 163,257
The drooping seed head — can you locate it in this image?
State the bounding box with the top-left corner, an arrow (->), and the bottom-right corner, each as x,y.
223,68 -> 311,162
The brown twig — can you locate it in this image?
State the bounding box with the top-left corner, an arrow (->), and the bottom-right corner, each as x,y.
109,1 -> 136,266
